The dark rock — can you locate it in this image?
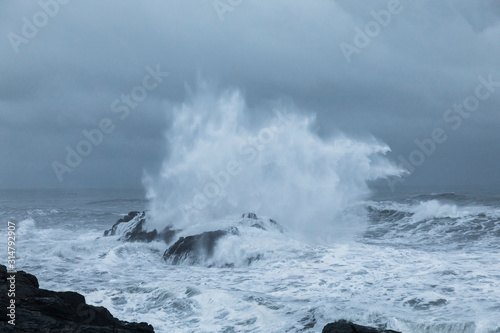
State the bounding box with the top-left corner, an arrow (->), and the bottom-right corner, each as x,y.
163,227 -> 240,265
104,211 -> 142,237
322,320 -> 401,333
240,215 -> 284,233
162,212 -> 286,266
104,211 -> 176,243
0,264 -> 154,332
156,228 -> 177,244
251,223 -> 266,230
242,212 -> 258,219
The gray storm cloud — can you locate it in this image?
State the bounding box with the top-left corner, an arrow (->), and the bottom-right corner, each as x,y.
0,0 -> 499,189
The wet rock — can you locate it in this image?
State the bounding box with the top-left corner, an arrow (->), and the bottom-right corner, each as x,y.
104,211 -> 175,243
163,227 -> 240,265
0,264 -> 154,332
239,213 -> 284,233
242,212 -> 258,219
322,320 -> 401,333
103,211 -> 143,238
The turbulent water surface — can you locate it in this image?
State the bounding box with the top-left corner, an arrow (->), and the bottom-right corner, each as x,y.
2,92 -> 500,332
1,187 -> 499,333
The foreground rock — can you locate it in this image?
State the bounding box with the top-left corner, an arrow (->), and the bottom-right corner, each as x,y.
0,265 -> 154,332
104,211 -> 175,243
322,320 -> 401,333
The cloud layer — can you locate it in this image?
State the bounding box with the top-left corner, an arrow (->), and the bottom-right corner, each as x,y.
1,0 -> 499,189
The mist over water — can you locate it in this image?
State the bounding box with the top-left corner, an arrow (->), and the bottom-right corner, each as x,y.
144,86 -> 403,235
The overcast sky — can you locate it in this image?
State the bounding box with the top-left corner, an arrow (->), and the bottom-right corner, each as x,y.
0,0 -> 499,190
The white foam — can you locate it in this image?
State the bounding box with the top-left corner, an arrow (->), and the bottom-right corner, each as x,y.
143,85 -> 403,237
17,218 -> 36,237
412,200 -> 468,221
12,218 -> 500,333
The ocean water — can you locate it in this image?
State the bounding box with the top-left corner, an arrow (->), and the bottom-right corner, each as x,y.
1,187 -> 499,333
2,90 -> 500,332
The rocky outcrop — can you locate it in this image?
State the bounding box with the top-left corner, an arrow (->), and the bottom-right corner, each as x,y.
104,211 -> 141,236
163,227 -> 240,265
322,320 -> 401,333
104,211 -> 284,246
101,212 -> 403,332
104,211 -> 175,243
240,212 -> 285,233
161,212 -> 285,266
242,212 -> 258,219
0,264 -> 154,332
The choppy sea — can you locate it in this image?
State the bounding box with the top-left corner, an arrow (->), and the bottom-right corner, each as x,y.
1,186 -> 499,333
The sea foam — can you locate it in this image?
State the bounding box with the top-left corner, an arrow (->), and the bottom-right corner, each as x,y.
143,85 -> 403,236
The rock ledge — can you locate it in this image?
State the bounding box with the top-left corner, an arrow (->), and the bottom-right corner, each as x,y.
322,320 -> 401,333
0,264 -> 155,332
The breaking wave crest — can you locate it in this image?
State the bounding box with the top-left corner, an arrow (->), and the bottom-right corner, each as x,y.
365,199 -> 500,249
143,86 -> 403,236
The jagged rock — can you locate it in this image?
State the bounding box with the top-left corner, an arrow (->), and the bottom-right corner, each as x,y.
162,212 -> 286,266
163,227 -> 240,265
0,265 -> 154,332
322,320 -> 401,333
104,211 -> 142,237
104,211 -> 141,236
242,212 -> 258,219
251,223 -> 266,230
239,213 -> 285,233
104,211 -> 175,243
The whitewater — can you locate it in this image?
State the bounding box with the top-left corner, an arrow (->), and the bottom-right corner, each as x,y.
1,89 -> 499,332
